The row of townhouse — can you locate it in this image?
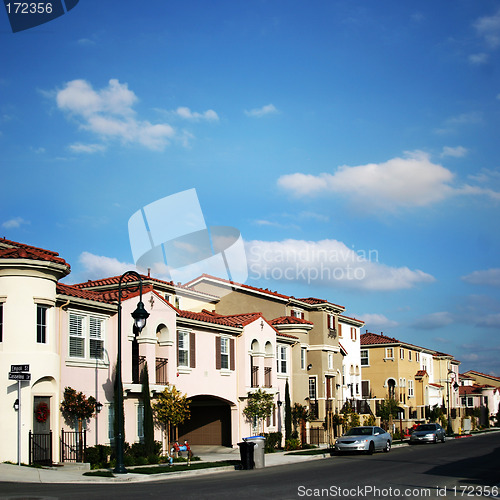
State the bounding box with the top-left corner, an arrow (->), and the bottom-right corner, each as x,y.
0,238 -> 365,464
359,332 -> 500,429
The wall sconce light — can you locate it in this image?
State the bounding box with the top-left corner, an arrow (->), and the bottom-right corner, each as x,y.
336,384 -> 341,389
95,401 -> 103,414
13,399 -> 19,411
307,364 -> 313,371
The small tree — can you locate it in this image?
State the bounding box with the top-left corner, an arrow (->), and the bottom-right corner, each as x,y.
152,386 -> 191,455
377,397 -> 399,430
60,386 -> 96,431
60,387 -> 96,462
291,403 -> 311,444
140,363 -> 155,456
243,389 -> 274,435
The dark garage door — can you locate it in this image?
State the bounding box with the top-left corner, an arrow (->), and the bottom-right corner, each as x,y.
178,396 -> 231,446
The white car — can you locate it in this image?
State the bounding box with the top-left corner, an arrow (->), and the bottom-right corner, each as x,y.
334,426 -> 392,454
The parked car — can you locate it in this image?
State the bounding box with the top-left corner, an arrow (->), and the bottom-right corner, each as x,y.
409,423 -> 446,444
334,426 -> 392,454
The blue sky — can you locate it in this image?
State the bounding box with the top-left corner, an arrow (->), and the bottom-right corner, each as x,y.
1,1 -> 500,374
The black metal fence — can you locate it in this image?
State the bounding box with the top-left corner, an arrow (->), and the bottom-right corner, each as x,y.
155,357 -> 168,385
60,429 -> 87,462
310,427 -> 326,445
29,431 -> 52,466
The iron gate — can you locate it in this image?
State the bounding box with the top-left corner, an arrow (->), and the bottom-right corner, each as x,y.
60,429 -> 87,462
29,431 -> 52,466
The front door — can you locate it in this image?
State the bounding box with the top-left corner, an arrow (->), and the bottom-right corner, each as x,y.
31,396 -> 52,465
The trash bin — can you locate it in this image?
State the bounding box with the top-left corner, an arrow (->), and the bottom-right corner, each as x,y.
243,436 -> 266,469
237,441 -> 255,470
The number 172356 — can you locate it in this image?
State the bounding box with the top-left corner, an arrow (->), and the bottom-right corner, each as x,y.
5,3 -> 53,14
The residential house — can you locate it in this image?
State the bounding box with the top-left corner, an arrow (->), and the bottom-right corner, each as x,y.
360,332 -> 460,427
186,274 -> 365,427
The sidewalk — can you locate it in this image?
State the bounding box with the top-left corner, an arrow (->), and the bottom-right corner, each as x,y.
0,446 -> 331,484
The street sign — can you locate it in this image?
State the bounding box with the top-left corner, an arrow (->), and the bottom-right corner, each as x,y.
11,365 -> 29,372
9,372 -> 31,381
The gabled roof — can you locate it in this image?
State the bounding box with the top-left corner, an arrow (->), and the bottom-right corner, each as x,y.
185,274 -> 345,310
464,370 -> 500,383
0,237 -> 70,269
74,273 -> 217,299
269,316 -> 313,326
360,332 -> 400,346
415,370 -> 428,378
56,283 -> 115,305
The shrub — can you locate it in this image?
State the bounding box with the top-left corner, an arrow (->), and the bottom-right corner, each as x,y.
85,445 -> 112,469
264,432 -> 282,453
285,438 -> 301,451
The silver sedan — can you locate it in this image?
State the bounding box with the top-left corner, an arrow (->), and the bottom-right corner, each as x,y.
334,426 -> 392,454
409,423 -> 446,444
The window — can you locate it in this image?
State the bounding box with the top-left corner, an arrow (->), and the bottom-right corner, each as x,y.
350,327 -> 356,341
301,347 -> 306,370
408,379 -> 414,397
108,404 -> 115,443
360,349 -> 369,366
216,336 -> 234,371
308,377 -> 317,399
356,383 -> 359,395
338,323 -> 343,337
400,348 -> 404,360
328,353 -> 333,370
0,303 -> 3,342
37,305 -> 48,343
137,403 -> 144,442
415,352 -> 420,362
291,309 -> 304,319
361,380 -> 370,398
69,312 -> 104,360
178,331 -> 189,367
328,315 -> 335,330
408,350 -> 412,361
277,345 -> 287,374
385,347 -> 394,359
220,338 -> 229,369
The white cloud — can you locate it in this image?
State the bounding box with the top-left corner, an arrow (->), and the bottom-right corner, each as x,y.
2,217 -> 30,229
278,151 -> 455,210
441,146 -> 468,158
278,150 -> 500,210
79,251 -> 134,280
468,53 -> 489,65
244,104 -> 278,118
246,238 -> 435,291
69,143 -> 106,154
413,311 -> 454,330
435,112 -> 483,134
359,313 -> 398,329
174,107 -> 219,122
473,9 -> 500,48
54,79 -> 176,151
462,268 -> 500,287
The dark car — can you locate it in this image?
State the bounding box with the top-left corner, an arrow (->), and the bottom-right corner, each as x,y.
334,426 -> 392,454
409,423 -> 446,444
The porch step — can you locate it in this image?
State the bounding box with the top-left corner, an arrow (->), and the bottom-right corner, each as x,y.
50,462 -> 91,471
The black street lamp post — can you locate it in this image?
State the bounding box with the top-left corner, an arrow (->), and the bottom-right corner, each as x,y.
446,369 -> 458,437
114,271 -> 149,474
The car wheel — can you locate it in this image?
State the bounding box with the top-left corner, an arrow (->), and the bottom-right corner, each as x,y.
367,441 -> 375,455
433,435 -> 438,444
383,441 -> 391,453
441,435 -> 446,443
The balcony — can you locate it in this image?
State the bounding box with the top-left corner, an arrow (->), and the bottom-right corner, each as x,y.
264,367 -> 272,388
132,355 -> 146,384
251,366 -> 259,388
155,357 -> 168,385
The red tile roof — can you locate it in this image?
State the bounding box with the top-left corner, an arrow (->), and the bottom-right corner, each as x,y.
276,332 -> 299,340
177,309 -> 241,327
464,370 -> 500,382
186,274 -> 345,309
0,238 -> 70,269
269,316 -> 313,326
429,383 -> 443,388
415,370 -> 428,378
57,283 -> 115,304
360,332 -> 401,345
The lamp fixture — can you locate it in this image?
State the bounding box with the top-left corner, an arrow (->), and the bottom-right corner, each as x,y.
307,364 -> 313,371
13,399 -> 19,411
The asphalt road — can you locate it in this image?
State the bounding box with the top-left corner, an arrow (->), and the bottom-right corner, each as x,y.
1,433 -> 500,499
